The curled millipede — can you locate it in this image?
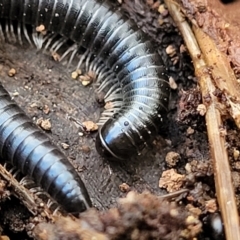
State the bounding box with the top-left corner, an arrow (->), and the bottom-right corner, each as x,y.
0,0 -> 170,211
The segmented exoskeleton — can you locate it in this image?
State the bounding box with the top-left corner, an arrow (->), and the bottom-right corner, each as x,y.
0,0 -> 170,211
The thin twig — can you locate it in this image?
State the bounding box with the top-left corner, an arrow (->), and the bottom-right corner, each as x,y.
158,188 -> 189,200
164,1 -> 240,239
0,163 -> 58,220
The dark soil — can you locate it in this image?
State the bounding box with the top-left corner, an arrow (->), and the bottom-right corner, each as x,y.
0,0 -> 228,239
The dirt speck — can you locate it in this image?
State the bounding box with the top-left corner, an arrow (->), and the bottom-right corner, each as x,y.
51,52 -> 60,62
82,121 -> 98,132
36,118 -> 52,131
159,169 -> 185,192
166,44 -> 176,57
36,24 -> 47,35
205,199 -> 217,213
79,75 -> 92,86
197,104 -> 206,116
119,183 -> 130,193
8,68 -> 16,77
80,145 -> 91,153
71,69 -> 82,79
43,105 -> 50,115
61,142 -> 70,150
169,76 -> 178,89
165,151 -> 181,167
186,127 -> 195,136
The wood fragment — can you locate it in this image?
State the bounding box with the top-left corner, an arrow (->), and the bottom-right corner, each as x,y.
158,188 -> 189,200
0,164 -> 58,220
164,1 -> 240,239
194,28 -> 240,129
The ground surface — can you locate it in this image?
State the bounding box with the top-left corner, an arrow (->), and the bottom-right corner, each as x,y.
0,0 -> 236,239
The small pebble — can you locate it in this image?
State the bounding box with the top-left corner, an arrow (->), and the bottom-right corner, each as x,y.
186,127 -> 194,135
36,118 -> 51,131
82,80 -> 92,86
119,183 -> 131,193
185,163 -> 192,173
43,105 -> 50,115
36,24 -> 47,35
71,69 -> 82,79
158,4 -> 168,16
82,121 -> 98,131
79,75 -> 92,86
165,151 -> 181,167
205,199 -> 217,213
36,24 -> 45,32
186,215 -> 198,225
166,45 -> 176,57
197,104 -> 206,116
12,91 -> 19,97
8,68 -> 16,77
169,76 -> 177,90
233,148 -> 240,160
61,143 -> 70,150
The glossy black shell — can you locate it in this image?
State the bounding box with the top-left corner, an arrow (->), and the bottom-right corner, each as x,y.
0,0 -> 170,160
0,0 -> 170,209
0,84 -> 92,213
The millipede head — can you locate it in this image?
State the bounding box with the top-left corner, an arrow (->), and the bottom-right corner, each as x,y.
95,118 -> 138,160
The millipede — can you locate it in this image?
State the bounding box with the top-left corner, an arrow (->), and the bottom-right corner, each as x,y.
0,0 -> 170,213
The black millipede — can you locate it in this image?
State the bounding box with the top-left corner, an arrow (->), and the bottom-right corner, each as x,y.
0,83 -> 92,213
0,0 -> 170,212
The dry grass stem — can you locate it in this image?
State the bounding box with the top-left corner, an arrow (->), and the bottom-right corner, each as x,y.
0,164 -> 57,220
164,1 -> 240,239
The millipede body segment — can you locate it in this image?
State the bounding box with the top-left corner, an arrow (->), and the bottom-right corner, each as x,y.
0,0 -> 170,212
